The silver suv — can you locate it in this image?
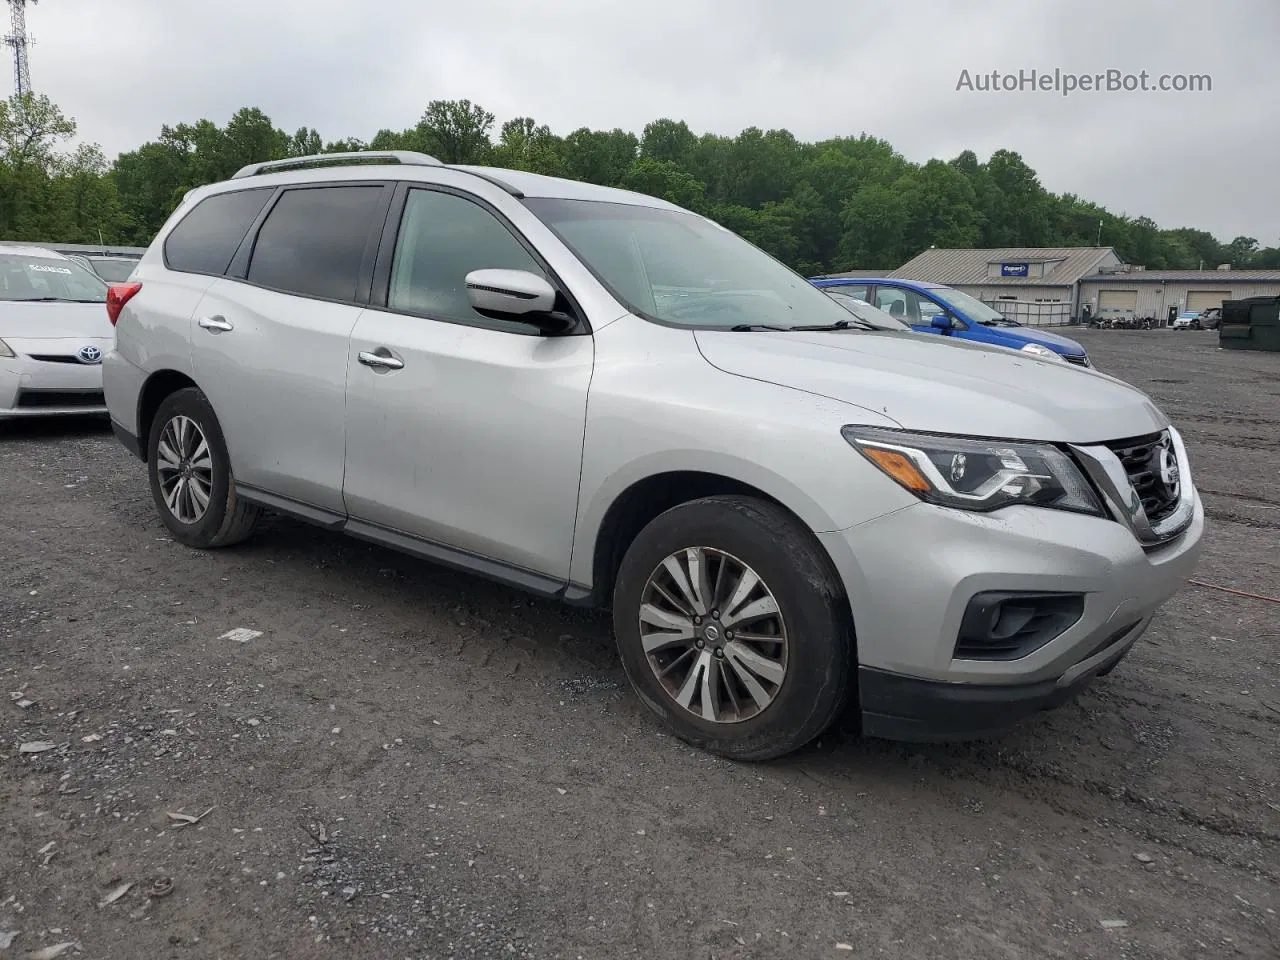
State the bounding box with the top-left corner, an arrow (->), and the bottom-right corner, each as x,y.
102,152 -> 1204,760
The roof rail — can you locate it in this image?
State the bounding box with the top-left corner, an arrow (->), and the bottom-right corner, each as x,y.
231,151 -> 443,179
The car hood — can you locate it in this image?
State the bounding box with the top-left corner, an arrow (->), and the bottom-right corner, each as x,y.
694,329 -> 1168,443
1,301 -> 113,340
982,323 -> 1084,354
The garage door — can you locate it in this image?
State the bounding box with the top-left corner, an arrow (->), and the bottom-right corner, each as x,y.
1097,289 -> 1137,313
1186,290 -> 1231,312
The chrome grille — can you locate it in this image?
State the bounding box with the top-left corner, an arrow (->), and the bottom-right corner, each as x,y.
1104,431 -> 1180,524
1064,354 -> 1089,367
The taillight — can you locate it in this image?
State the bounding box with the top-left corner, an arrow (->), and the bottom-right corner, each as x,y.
106,282 -> 143,326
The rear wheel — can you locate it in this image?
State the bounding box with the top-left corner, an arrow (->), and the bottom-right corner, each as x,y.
612,495 -> 853,761
147,387 -> 260,548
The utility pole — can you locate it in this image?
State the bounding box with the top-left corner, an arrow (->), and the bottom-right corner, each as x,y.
3,0 -> 36,97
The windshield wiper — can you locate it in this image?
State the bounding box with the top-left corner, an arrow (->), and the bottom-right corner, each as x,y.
789,319 -> 876,332
12,297 -> 103,303
730,319 -> 880,333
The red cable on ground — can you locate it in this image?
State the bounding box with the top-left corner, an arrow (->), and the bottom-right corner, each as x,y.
1187,578 -> 1280,605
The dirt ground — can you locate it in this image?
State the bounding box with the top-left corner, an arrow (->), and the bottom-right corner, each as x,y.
2,328 -> 1277,960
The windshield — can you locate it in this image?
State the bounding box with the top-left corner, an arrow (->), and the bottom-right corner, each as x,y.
522,198 -> 856,330
89,258 -> 138,282
929,286 -> 1016,326
824,291 -> 911,331
0,253 -> 108,303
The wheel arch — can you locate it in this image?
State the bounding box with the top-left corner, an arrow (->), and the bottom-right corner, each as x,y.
576,462 -> 847,612
135,369 -> 201,461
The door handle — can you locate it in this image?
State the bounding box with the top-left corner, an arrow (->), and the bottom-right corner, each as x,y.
358,349 -> 404,371
198,316 -> 233,332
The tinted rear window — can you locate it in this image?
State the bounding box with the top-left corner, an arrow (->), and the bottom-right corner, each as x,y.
164,188 -> 273,276
246,186 -> 386,302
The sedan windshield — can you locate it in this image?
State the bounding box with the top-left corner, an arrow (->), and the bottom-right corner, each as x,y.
522,198 -> 856,330
0,253 -> 108,303
930,286 -> 1015,325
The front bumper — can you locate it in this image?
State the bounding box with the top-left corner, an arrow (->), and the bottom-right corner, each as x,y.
858,616 -> 1147,741
819,489 -> 1204,741
1,344 -> 109,419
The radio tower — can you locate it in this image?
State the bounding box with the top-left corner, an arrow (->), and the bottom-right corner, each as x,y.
3,0 -> 36,97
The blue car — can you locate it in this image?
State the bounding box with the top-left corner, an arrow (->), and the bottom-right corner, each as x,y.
810,277 -> 1091,367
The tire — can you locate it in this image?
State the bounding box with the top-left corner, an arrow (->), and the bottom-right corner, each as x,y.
612,495 -> 853,761
146,387 -> 261,549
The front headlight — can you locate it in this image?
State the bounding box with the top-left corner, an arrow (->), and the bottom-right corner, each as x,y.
0,338 -> 14,358
843,426 -> 1104,516
1019,343 -> 1064,362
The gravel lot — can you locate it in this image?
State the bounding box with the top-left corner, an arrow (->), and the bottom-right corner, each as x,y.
2,328 -> 1277,960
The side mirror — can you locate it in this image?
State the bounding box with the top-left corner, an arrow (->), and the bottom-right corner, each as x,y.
465,268 -> 575,335
930,313 -> 954,331
466,269 -> 556,315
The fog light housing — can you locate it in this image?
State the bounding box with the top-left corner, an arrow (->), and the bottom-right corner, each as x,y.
954,591 -> 1085,661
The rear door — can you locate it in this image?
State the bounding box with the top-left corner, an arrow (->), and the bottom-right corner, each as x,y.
189,182 -> 391,513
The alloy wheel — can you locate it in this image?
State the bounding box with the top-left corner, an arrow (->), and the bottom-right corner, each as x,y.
638,546 -> 789,723
155,414 -> 213,525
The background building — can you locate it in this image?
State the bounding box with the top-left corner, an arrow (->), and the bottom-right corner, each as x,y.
824,247 -> 1120,325
1079,269 -> 1280,322
825,247 -> 1280,325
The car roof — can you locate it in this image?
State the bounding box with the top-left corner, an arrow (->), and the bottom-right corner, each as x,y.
198,158 -> 685,212
0,244 -> 70,260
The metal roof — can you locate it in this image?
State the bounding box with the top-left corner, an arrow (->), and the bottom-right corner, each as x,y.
814,270 -> 896,280
0,243 -> 72,259
1079,269 -> 1280,283
889,246 -> 1115,286
0,240 -> 147,257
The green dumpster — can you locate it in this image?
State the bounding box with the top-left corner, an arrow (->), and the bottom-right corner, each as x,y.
1219,296 -> 1280,352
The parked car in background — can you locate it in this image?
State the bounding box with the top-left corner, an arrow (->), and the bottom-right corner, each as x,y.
821,290 -> 912,332
1,246 -> 112,419
103,151 -> 1203,760
1194,307 -> 1221,330
811,276 -> 1092,366
69,254 -> 140,283
1171,311 -> 1200,330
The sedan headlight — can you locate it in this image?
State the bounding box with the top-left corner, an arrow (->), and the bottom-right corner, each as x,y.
1019,343 -> 1065,362
0,338 -> 14,358
843,426 -> 1104,516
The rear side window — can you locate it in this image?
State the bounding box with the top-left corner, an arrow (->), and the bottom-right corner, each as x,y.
164,188 -> 273,276
246,186 -> 386,303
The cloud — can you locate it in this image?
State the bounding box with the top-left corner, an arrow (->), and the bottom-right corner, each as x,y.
25,0 -> 1280,242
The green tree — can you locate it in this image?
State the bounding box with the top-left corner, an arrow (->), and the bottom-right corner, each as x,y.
561,127 -> 637,186
0,91 -> 1257,275
622,157 -> 706,212
417,99 -> 494,164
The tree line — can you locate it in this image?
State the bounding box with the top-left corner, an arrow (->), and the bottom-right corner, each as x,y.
2,92 -> 1276,275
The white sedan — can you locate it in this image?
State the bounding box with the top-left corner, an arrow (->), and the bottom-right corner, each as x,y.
1,246 -> 114,419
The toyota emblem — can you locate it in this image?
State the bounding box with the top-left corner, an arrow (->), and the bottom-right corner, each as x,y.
76,345 -> 102,364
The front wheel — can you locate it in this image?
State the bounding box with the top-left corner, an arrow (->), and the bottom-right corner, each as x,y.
612,495 -> 853,761
147,387 -> 261,549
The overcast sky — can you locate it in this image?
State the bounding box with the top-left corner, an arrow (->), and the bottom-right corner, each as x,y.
25,0 -> 1280,245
